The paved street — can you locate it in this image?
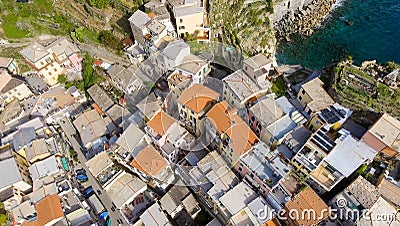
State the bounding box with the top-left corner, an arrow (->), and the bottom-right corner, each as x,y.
77,43 -> 132,67
59,117 -> 127,226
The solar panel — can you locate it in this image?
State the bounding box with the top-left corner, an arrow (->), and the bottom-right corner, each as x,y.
312,132 -> 335,153
320,108 -> 340,124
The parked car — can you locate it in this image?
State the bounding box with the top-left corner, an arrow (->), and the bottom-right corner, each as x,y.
75,168 -> 86,175
76,174 -> 88,182
82,186 -> 94,198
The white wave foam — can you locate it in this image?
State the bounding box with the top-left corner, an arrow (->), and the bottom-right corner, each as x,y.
332,0 -> 346,10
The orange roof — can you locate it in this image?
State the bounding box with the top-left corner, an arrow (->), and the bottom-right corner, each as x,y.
362,113 -> 400,156
146,110 -> 176,136
122,37 -> 134,46
130,145 -> 168,176
206,101 -> 237,134
92,103 -> 105,116
93,59 -> 103,66
178,84 -> 219,113
263,218 -> 281,226
285,187 -> 329,226
148,12 -> 157,18
225,115 -> 258,156
23,194 -> 64,226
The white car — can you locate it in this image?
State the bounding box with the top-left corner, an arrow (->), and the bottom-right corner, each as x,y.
0,39 -> 9,45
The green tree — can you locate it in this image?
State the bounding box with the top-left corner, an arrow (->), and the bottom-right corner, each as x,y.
99,30 -> 123,50
57,74 -> 68,84
82,53 -> 99,89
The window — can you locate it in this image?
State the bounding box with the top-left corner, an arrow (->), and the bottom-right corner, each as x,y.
238,167 -> 242,172
178,26 -> 185,30
269,137 -> 275,143
302,89 -> 305,95
180,19 -> 183,23
298,96 -> 302,101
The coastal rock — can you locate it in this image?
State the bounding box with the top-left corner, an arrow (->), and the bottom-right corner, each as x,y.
274,0 -> 337,40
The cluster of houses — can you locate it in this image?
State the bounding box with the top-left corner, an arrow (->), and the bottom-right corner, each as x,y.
0,39 -> 95,225
0,88 -> 91,226
1,0 -> 400,225
75,37 -> 400,225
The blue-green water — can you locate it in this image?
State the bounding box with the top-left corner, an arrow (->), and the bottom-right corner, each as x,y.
276,0 -> 400,69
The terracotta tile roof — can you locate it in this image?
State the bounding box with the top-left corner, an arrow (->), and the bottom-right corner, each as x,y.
178,84 -> 219,113
225,115 -> 258,156
23,194 -> 64,226
93,59 -> 103,66
146,110 -> 176,136
130,145 -> 168,176
263,218 -> 281,226
363,113 -> 400,155
122,37 -> 134,46
205,101 -> 237,134
148,12 -> 157,18
285,187 -> 329,226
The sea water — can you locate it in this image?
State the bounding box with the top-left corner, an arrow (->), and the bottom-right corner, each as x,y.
276,0 -> 400,69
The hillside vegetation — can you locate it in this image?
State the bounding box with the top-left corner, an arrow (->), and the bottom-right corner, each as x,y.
0,0 -> 142,40
209,0 -> 276,56
326,60 -> 400,127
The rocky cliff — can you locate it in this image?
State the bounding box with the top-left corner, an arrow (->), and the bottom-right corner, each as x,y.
209,0 -> 277,58
274,0 -> 337,40
209,0 -> 338,57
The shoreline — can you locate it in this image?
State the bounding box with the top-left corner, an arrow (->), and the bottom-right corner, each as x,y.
275,0 -> 400,69
273,0 -> 339,41
319,0 -> 347,25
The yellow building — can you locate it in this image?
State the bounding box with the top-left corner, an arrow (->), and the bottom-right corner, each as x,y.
20,39 -> 79,86
306,103 -> 352,133
296,77 -> 334,115
178,84 -> 219,137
